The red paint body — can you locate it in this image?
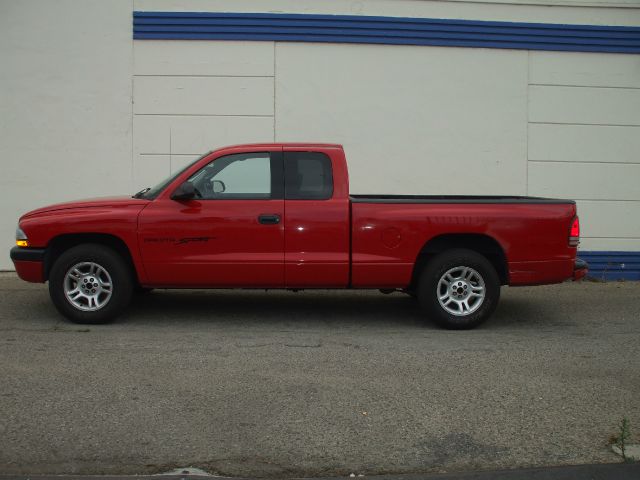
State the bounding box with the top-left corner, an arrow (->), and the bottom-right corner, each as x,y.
13,143 -> 581,288
12,260 -> 44,283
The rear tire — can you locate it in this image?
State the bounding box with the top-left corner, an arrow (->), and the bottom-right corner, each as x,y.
417,248 -> 500,330
48,244 -> 133,324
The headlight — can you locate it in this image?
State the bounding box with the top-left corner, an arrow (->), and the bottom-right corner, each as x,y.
15,226 -> 29,247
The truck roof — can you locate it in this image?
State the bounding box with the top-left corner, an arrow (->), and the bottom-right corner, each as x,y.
219,142 -> 344,149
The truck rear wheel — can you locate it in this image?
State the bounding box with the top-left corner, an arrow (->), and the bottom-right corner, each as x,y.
417,248 -> 500,329
48,244 -> 133,324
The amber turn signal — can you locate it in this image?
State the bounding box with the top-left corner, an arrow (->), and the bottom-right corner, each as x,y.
16,239 -> 29,247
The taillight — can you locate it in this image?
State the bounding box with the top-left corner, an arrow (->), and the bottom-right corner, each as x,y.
569,216 -> 580,247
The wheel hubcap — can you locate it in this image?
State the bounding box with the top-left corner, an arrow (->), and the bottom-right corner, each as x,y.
437,266 -> 485,316
63,262 -> 113,311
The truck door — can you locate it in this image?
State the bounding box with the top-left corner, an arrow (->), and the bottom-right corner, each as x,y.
138,150 -> 285,287
283,149 -> 350,287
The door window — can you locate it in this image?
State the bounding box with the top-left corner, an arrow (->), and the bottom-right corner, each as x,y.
188,152 -> 273,199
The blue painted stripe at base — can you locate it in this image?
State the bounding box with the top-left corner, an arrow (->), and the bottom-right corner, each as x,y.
579,251 -> 640,281
132,12 -> 640,54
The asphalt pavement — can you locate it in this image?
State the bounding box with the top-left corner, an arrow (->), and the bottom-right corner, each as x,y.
0,273 -> 638,477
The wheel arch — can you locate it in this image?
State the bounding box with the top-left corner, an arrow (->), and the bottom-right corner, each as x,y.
410,233 -> 509,289
44,233 -> 139,283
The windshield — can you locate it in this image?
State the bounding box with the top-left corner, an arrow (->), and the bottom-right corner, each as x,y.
133,152 -> 211,200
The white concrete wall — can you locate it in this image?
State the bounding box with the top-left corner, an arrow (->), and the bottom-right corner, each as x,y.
2,0 -> 639,269
132,41 -> 275,188
274,43 -> 529,196
527,52 -> 640,251
0,0 -> 133,269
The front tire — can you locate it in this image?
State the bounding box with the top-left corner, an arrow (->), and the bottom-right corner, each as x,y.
48,244 -> 133,324
417,249 -> 500,330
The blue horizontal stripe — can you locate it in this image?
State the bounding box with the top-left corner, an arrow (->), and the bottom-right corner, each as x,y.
134,26 -> 639,46
133,17 -> 639,39
133,12 -> 640,53
579,251 -> 640,281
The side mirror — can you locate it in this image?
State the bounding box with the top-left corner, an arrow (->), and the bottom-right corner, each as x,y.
171,181 -> 196,201
212,180 -> 226,194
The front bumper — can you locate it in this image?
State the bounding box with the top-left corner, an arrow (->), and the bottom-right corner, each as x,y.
573,258 -> 588,281
10,246 -> 46,283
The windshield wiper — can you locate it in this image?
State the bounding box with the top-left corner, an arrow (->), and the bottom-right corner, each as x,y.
133,187 -> 151,199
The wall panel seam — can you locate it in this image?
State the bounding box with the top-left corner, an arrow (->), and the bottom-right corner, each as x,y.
130,0 -> 135,192
139,153 -> 207,156
134,74 -> 275,78
575,199 -> 640,203
133,113 -> 275,117
528,159 -> 640,165
529,83 -> 640,90
273,42 -> 277,142
528,121 -> 640,127
525,49 -> 530,195
571,198 -> 640,202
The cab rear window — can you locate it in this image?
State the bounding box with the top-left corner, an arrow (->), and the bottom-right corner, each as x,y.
284,152 -> 333,200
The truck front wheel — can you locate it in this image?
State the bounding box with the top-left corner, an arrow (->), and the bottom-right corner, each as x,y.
48,244 -> 133,324
417,249 -> 500,329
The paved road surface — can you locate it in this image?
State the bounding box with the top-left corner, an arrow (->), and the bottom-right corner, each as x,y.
0,274 -> 638,477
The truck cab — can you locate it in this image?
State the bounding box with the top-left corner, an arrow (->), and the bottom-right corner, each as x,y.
136,144 -> 351,288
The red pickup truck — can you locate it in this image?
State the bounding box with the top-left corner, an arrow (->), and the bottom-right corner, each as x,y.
10,143 -> 587,329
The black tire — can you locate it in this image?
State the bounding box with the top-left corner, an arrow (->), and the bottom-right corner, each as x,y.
48,244 -> 134,324
417,248 -> 500,330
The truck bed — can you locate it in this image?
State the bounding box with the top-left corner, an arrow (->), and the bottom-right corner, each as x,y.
349,196 -> 577,288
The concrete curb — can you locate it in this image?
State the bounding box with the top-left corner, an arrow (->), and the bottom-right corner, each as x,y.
1,462 -> 639,480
